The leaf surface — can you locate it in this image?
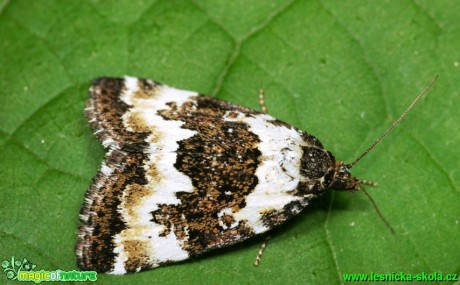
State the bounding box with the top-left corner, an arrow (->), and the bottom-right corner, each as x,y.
1,1 -> 459,284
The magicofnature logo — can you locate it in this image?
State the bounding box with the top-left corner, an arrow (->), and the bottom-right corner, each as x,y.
2,257 -> 97,283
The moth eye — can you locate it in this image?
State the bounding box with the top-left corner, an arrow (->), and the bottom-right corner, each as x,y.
329,178 -> 349,191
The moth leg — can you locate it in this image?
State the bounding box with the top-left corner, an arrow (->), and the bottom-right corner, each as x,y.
254,88 -> 272,266
258,89 -> 267,114
254,235 -> 271,266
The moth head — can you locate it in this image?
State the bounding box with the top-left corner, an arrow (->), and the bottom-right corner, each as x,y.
327,161 -> 361,191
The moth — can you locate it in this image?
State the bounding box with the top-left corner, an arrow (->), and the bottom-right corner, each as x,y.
77,75 -> 438,274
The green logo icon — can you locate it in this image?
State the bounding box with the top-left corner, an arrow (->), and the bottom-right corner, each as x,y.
2,257 -> 36,280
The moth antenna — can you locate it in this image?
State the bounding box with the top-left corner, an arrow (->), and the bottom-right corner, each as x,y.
360,186 -> 395,234
347,75 -> 439,169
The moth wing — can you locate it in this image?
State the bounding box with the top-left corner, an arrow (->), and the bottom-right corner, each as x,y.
78,77 -> 317,274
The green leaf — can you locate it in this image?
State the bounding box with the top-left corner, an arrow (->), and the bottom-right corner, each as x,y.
1,0 -> 459,284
